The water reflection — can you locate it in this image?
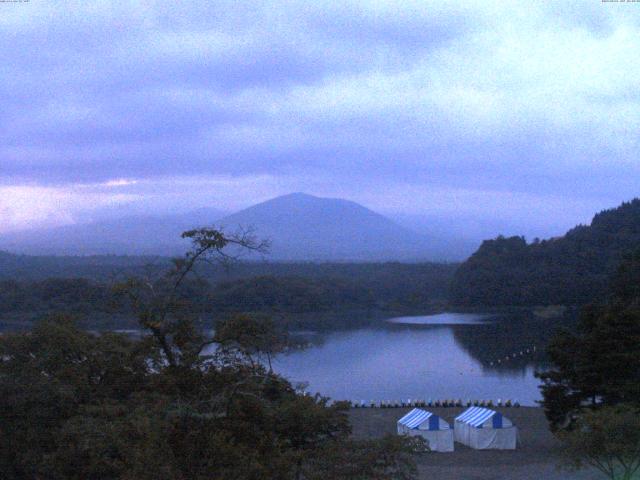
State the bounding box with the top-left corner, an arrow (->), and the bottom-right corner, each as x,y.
387,313 -> 490,325
275,312 -> 575,406
451,311 -> 575,373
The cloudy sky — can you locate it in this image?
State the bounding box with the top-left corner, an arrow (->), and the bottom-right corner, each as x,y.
1,0 -> 639,240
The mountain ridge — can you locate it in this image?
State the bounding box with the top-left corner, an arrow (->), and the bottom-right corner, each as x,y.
0,193 -> 464,261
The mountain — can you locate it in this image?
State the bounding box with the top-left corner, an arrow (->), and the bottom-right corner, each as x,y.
0,193 -> 465,261
0,208 -> 226,256
450,198 -> 640,306
217,193 -> 453,261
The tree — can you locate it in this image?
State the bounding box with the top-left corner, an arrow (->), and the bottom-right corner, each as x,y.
558,405 -> 640,480
537,249 -> 640,479
0,227 -> 420,479
537,249 -> 640,430
113,227 -> 269,369
0,315 -> 153,479
611,249 -> 640,306
450,198 -> 640,307
214,313 -> 287,372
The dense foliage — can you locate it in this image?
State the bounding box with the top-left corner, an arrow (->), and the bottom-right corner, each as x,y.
557,405 -> 640,480
0,250 -> 457,287
0,316 -> 419,479
0,251 -> 164,280
538,250 -> 640,479
450,199 -> 640,306
0,229 -> 421,479
0,265 -> 455,331
0,278 -> 112,315
538,249 -> 640,429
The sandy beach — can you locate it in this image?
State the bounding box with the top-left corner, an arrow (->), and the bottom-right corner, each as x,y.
349,407 -> 602,480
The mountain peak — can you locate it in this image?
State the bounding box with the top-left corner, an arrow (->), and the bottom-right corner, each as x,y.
279,192 -> 316,199
257,192 -> 345,206
218,193 -> 435,261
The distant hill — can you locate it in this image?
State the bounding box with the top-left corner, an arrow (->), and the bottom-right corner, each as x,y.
0,208 -> 225,256
217,193 -> 456,261
450,199 -> 640,306
0,193 -> 467,261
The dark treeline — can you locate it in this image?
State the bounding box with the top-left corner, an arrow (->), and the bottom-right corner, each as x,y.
0,250 -> 458,283
0,262 -> 456,331
450,199 -> 640,306
0,251 -> 165,280
209,262 -> 456,311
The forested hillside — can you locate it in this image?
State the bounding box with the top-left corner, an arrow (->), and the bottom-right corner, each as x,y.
0,263 -> 456,331
450,199 -> 640,306
0,251 -> 164,280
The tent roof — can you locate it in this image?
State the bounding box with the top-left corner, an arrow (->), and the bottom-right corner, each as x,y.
397,408 -> 436,429
455,407 -> 504,428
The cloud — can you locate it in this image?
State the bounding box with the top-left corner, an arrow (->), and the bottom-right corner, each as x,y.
0,183 -> 140,233
0,1 -> 638,236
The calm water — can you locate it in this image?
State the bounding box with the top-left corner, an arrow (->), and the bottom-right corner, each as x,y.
2,311 -> 563,407
273,312 -> 556,406
387,312 -> 490,325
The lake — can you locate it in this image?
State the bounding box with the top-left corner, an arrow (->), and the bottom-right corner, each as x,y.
272,312 -> 558,406
1,310 -> 563,407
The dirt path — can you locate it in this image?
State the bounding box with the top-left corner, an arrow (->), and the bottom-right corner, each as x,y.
349,407 -> 602,480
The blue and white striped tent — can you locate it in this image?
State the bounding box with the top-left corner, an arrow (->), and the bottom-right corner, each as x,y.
454,407 -> 517,450
397,408 -> 454,452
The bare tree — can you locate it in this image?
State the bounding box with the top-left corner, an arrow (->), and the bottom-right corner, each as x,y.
115,227 -> 269,368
